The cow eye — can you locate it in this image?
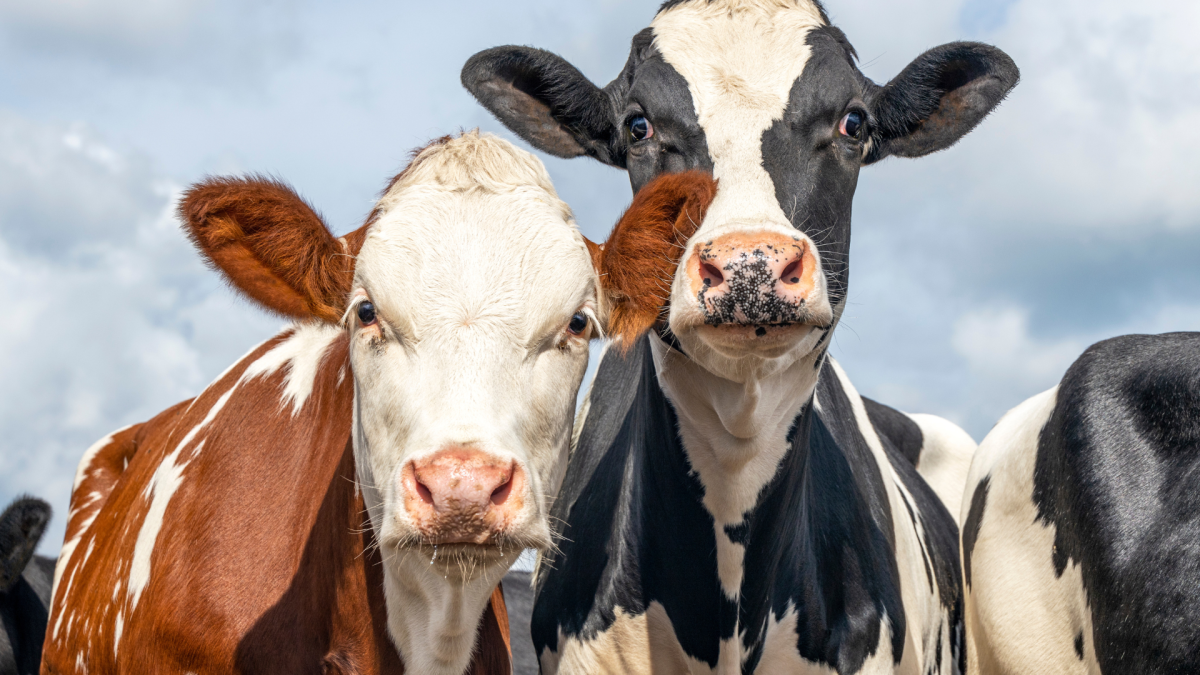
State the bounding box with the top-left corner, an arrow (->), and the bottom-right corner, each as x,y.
357,301 -> 377,326
566,312 -> 589,336
629,116 -> 654,142
839,111 -> 864,140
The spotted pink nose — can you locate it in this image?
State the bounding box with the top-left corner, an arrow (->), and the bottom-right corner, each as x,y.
687,230 -> 817,325
402,448 -> 525,544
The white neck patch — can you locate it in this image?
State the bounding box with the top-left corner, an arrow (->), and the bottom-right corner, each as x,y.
651,0 -> 825,232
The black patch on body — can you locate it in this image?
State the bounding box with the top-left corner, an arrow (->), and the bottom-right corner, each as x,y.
1074,631 -> 1084,660
961,476 -> 990,588
1032,332 -> 1200,672
534,338 -> 963,673
532,337 -> 730,666
0,497 -> 54,675
864,397 -> 925,467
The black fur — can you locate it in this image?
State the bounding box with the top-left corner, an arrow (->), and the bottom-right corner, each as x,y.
864,397 -> 924,467
0,497 -> 54,675
534,338 -> 963,672
1033,332 -> 1200,672
961,475 -> 989,589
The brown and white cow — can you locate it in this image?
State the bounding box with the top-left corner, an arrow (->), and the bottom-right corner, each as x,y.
42,132 -> 714,675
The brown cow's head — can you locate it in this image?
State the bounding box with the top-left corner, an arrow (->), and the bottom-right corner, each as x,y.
180,131 -> 712,674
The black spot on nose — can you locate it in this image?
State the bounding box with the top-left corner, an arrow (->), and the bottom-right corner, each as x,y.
755,327 -> 767,337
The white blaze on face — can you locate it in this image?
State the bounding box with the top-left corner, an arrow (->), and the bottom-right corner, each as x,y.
651,0 -> 824,233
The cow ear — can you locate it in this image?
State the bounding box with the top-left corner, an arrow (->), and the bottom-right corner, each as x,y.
597,170 -> 718,351
866,42 -> 1019,164
180,176 -> 354,324
0,496 -> 51,592
462,46 -> 619,165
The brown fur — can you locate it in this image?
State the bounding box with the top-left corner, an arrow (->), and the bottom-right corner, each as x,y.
180,177 -> 354,324
596,170 -> 717,350
43,330 -> 512,674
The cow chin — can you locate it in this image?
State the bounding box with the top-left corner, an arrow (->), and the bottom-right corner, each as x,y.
670,304 -> 834,383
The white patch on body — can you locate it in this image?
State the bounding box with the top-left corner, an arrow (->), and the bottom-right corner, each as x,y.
964,387 -> 1100,673
907,412 -> 978,522
240,322 -> 343,415
126,439 -> 199,610
542,602 -> 717,675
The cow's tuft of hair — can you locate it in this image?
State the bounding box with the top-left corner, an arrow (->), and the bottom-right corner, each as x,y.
375,130 -> 573,224
0,495 -> 51,593
599,170 -> 718,351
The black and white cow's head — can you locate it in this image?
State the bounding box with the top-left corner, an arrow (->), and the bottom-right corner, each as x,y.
464,0 -> 1017,382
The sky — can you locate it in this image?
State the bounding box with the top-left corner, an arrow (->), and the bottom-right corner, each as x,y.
0,0 -> 1197,554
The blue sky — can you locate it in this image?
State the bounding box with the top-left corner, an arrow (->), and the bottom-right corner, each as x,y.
1,0 -> 1197,553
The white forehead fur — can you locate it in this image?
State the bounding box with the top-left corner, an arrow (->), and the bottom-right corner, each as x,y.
355,132 -> 595,340
651,0 -> 825,233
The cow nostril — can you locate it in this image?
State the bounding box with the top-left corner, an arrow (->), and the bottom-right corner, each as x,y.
413,477 -> 434,505
490,477 -> 513,507
780,259 -> 802,285
700,262 -> 725,287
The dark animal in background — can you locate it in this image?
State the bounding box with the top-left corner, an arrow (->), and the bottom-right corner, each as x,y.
0,496 -> 53,675
464,0 -> 1018,671
963,332 -> 1200,674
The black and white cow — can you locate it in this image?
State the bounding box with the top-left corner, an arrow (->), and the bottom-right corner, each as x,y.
0,496 -> 54,675
463,0 -> 1017,672
962,332 -> 1200,674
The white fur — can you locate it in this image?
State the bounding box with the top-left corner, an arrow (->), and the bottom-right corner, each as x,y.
349,132 -> 600,675
907,412 -> 977,524
652,0 -> 834,380
650,332 -> 818,601
240,322 -> 343,415
126,439 -> 198,610
963,387 -> 1100,674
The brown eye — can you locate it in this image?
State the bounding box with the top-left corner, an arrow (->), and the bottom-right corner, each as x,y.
357,301 -> 376,326
567,312 -> 588,336
629,116 -> 654,142
839,111 -> 864,140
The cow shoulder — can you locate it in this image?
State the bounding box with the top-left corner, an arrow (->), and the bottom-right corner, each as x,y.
1033,332 -> 1200,671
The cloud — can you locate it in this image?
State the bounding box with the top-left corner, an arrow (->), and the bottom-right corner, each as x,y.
825,0 -> 1200,439
0,109 -> 279,553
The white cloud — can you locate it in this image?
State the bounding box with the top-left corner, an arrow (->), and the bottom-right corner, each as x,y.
0,110 -> 280,554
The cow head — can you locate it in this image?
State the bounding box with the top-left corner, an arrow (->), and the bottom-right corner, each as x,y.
463,0 -> 1018,382
179,132 -> 711,672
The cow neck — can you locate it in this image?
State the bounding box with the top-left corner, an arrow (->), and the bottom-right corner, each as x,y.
352,400 -> 511,675
648,332 -> 822,599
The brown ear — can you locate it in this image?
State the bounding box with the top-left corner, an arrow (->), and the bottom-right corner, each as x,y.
597,170 -> 717,351
180,176 -> 354,323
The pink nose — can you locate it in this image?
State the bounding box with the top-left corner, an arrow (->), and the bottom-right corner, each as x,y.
401,448 -> 525,544
686,230 -> 817,325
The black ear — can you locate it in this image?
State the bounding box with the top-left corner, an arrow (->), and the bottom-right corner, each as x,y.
866,42 -> 1019,164
462,46 -> 619,165
0,496 -> 51,592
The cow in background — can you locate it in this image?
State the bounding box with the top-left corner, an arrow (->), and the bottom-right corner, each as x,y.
963,332 -> 1200,673
463,0 -> 1018,671
1,496 -> 54,675
42,132 -> 706,675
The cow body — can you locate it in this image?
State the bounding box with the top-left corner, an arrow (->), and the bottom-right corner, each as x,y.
1,497 -> 54,675
962,332 -> 1200,674
42,133 -> 630,675
536,339 -> 962,674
